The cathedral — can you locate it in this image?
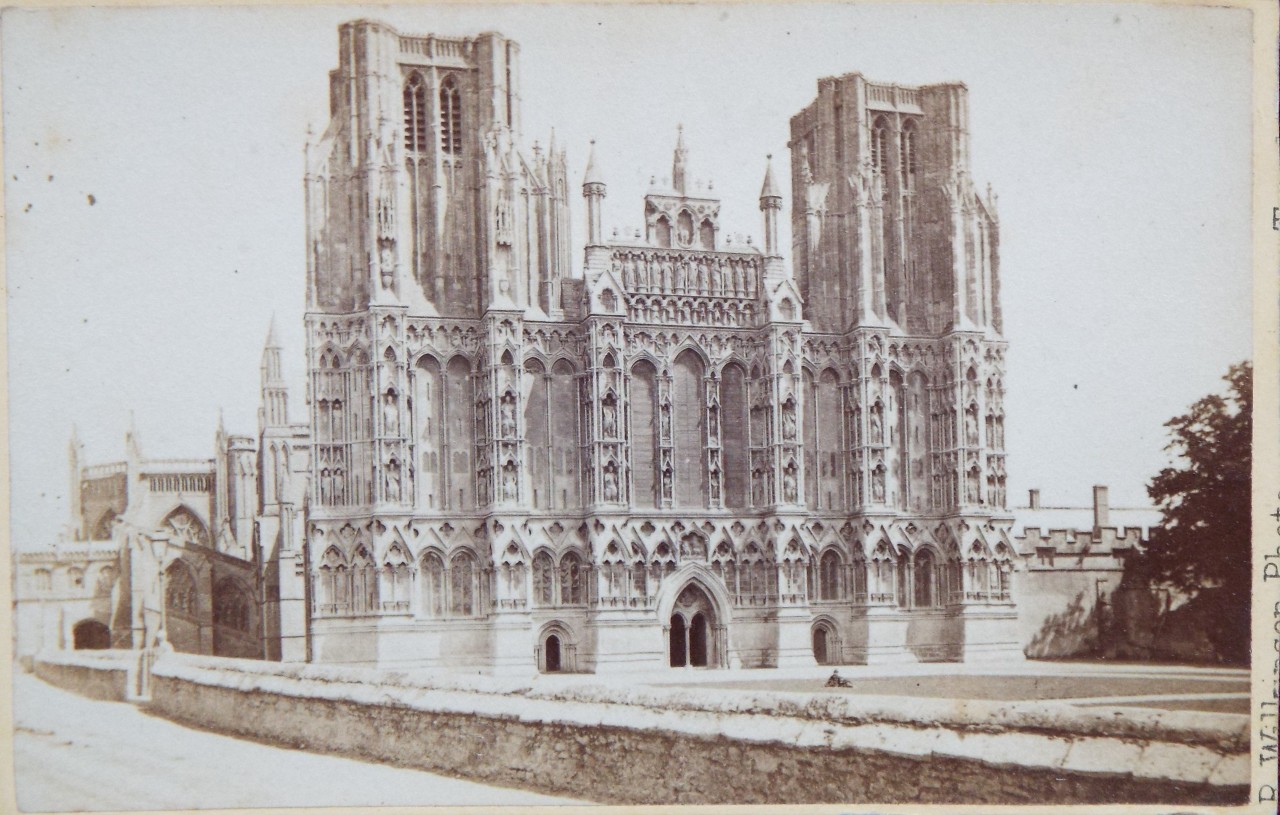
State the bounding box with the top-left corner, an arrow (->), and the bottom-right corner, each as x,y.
300,19 -> 1014,672
17,19 -> 1022,673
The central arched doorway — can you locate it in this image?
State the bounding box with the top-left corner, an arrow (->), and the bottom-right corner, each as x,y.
669,583 -> 717,668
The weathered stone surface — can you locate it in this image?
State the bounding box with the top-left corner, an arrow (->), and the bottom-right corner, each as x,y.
131,656 -> 1248,805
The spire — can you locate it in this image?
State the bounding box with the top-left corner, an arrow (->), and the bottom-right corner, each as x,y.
265,313 -> 281,349
759,154 -> 783,201
583,139 -> 604,186
260,318 -> 288,429
672,124 -> 688,194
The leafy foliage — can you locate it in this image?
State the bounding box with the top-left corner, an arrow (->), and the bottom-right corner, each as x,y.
1139,362 -> 1251,662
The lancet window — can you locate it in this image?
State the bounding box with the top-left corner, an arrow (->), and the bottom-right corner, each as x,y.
165,561 -> 198,617
673,350 -> 707,508
720,362 -> 749,508
630,361 -> 659,508
439,77 -> 462,156
403,74 -> 429,153
213,578 -> 251,632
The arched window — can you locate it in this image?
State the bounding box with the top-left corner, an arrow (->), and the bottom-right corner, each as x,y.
68,567 -> 85,590
92,509 -> 117,541
601,544 -> 626,599
450,551 -> 477,616
421,552 -> 446,617
445,356 -> 473,509
34,569 -> 51,592
699,218 -> 715,249
654,215 -> 672,248
720,363 -> 749,508
317,547 -> 347,614
533,551 -> 555,606
213,578 -> 251,632
439,77 -> 462,156
630,360 -> 659,508
350,546 -> 378,615
165,561 -> 197,617
904,371 -> 931,511
524,359 -> 549,508
630,546 -> 648,599
403,74 -> 429,152
819,550 -> 843,601
673,350 -> 707,508
900,120 -> 918,190
550,360 -> 580,508
559,551 -> 585,605
895,550 -> 910,609
415,356 -> 444,509
163,506 -> 210,549
871,117 -> 889,175
382,544 -> 411,612
914,549 -> 938,608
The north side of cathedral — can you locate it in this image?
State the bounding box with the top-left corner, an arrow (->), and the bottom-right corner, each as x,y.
18,20 -> 1130,673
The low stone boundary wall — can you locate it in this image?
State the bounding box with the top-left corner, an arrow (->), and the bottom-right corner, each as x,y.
147,655 -> 1249,805
33,650 -> 135,702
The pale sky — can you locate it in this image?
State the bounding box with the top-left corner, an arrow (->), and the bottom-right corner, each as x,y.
3,3 -> 1254,550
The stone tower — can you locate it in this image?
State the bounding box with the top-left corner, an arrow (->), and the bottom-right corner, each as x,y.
304,19 -> 571,318
789,75 -> 1001,336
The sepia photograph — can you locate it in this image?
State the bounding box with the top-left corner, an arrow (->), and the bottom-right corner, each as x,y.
3,1 -> 1272,810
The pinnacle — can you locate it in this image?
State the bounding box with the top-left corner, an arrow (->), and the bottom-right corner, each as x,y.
760,154 -> 782,199
265,314 -> 281,349
583,139 -> 604,186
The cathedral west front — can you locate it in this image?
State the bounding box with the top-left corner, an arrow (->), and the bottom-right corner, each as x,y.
300,19 -> 1017,673
16,19 -> 1023,674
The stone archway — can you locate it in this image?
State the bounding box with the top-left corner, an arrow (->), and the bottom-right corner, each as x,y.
669,582 -> 718,668
73,619 -> 110,650
545,634 -> 562,672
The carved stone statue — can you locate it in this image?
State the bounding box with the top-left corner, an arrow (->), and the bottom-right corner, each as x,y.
872,468 -> 886,503
660,403 -> 672,438
383,459 -> 401,502
603,464 -> 619,502
601,399 -> 618,438
499,394 -> 517,438
965,409 -> 979,447
382,392 -> 399,434
502,463 -> 518,501
781,401 -> 797,441
870,405 -> 884,444
782,466 -> 798,503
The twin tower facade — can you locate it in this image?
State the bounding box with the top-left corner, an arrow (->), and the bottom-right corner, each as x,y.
302,20 -> 1014,672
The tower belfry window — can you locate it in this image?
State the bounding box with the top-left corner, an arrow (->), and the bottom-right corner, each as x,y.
871,118 -> 888,175
403,75 -> 428,153
900,121 -> 918,190
440,80 -> 462,156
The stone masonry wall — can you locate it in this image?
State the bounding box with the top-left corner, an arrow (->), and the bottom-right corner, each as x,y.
33,652 -> 130,701
142,655 -> 1249,806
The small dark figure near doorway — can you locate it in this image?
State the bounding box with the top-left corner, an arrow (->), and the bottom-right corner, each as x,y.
825,670 -> 851,688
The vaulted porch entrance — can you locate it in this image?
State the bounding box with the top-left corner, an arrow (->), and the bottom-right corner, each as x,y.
668,582 -> 721,668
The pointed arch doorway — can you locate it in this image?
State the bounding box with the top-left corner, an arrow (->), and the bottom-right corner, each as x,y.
669,583 -> 718,668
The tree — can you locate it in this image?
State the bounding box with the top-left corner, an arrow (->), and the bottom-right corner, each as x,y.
1137,361 -> 1251,663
